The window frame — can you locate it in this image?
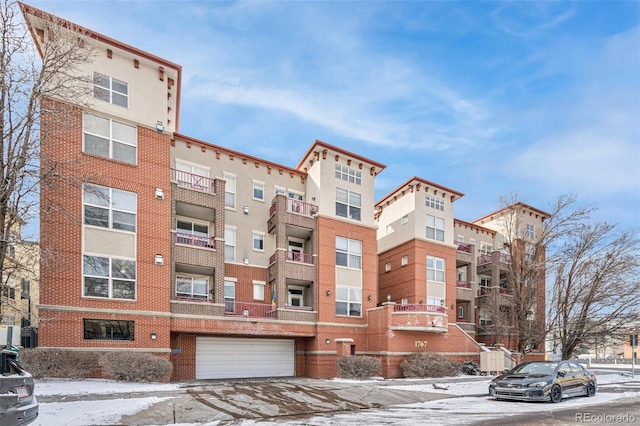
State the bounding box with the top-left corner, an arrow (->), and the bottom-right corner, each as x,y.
335,286 -> 362,317
427,255 -> 445,283
425,193 -> 445,211
425,214 -> 445,242
82,255 -> 136,300
526,223 -> 535,239
224,227 -> 236,261
83,113 -> 137,164
83,183 -> 137,233
224,279 -> 236,313
252,231 -> 265,252
334,163 -> 362,185
252,181 -> 265,202
176,275 -> 209,299
224,173 -> 237,209
335,236 -> 362,269
93,72 -> 128,108
335,187 -> 362,221
253,281 -> 265,301
84,318 -> 134,340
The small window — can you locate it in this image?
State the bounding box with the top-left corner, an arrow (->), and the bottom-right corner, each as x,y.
526,223 -> 535,239
224,173 -> 236,209
253,182 -> 265,201
401,297 -> 409,305
93,72 -> 128,107
253,232 -> 264,251
401,215 -> 409,225
426,194 -> 445,211
458,306 -> 465,319
401,255 -> 408,266
335,163 -> 362,185
225,227 -> 236,261
385,262 -> 391,272
253,281 -> 265,301
84,318 -> 134,340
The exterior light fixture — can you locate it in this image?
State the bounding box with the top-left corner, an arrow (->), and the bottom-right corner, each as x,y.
155,188 -> 164,199
243,258 -> 250,265
154,254 -> 164,265
325,339 -> 331,345
155,121 -> 164,133
150,333 -> 157,340
386,294 -> 391,302
367,295 -> 372,301
243,206 -> 249,214
326,290 -> 331,296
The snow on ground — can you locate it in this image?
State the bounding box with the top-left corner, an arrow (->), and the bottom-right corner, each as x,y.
30,371 -> 640,426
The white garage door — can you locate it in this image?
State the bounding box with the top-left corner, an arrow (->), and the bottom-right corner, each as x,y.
196,336 -> 295,379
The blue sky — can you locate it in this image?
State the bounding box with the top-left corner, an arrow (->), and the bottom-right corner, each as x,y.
31,1 -> 640,229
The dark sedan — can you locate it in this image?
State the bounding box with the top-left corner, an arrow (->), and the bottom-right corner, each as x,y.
488,360 -> 597,403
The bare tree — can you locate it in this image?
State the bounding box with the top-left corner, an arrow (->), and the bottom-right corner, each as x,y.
486,193 -> 594,356
549,219 -> 640,360
0,0 -> 95,323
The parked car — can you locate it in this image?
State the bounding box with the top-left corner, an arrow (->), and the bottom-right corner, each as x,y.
0,347 -> 38,425
488,360 -> 597,403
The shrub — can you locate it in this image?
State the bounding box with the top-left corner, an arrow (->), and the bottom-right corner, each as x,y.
101,352 -> 173,383
19,349 -> 100,379
400,352 -> 460,378
336,355 -> 381,379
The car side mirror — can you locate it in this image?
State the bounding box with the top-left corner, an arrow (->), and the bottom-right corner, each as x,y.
557,371 -> 565,377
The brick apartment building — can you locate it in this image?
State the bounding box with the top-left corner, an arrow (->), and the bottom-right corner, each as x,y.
22,4 -> 548,380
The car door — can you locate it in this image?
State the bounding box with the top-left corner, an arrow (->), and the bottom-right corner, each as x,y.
556,362 -> 575,393
569,361 -> 588,391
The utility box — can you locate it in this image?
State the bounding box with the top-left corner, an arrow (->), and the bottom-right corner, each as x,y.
0,325 -> 21,347
480,351 -> 505,374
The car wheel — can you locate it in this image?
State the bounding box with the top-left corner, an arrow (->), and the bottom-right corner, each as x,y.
550,384 -> 562,403
586,381 -> 596,397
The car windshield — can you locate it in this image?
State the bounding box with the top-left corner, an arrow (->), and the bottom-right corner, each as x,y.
510,362 -> 557,375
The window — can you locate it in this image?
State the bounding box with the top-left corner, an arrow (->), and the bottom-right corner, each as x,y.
335,163 -> 362,185
427,256 -> 445,283
253,181 -> 265,201
224,227 -> 236,261
288,286 -> 305,306
426,214 -> 445,242
176,219 -> 210,247
401,255 -> 409,266
336,237 -> 362,269
93,72 -> 128,107
401,215 -> 409,225
480,276 -> 491,288
84,318 -> 134,340
224,280 -> 236,313
401,297 -> 409,305
458,306 -> 465,319
335,188 -> 361,221
525,243 -> 535,262
176,276 -> 208,299
275,186 -> 286,197
336,287 -> 362,317
224,173 -> 236,209
83,255 -> 136,300
526,223 -> 535,239
2,286 -> 15,300
83,184 -> 137,232
253,281 -> 265,301
385,262 -> 391,272
253,232 -> 264,251
426,194 -> 444,211
1,316 -> 15,325
83,113 -> 137,164
21,279 -> 30,300
479,242 -> 493,255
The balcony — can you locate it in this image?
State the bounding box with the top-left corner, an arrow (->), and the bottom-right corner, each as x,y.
456,242 -> 474,267
456,280 -> 474,301
286,251 -> 314,265
224,301 -> 277,319
456,242 -> 472,254
171,169 -> 216,194
478,252 -> 512,266
390,304 -> 448,332
176,232 -> 216,249
456,280 -> 472,289
268,195 -> 317,234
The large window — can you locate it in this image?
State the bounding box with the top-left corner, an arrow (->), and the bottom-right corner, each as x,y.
335,164 -> 362,185
83,255 -> 136,300
336,237 -> 362,269
427,256 -> 445,283
335,188 -> 361,221
224,173 -> 236,209
177,219 -> 211,247
426,194 -> 444,211
225,227 -> 236,261
176,276 -> 208,299
93,72 -> 128,107
83,184 -> 137,232
479,242 -> 493,255
336,287 -> 362,317
83,113 -> 137,164
84,318 -> 134,340
426,214 -> 445,242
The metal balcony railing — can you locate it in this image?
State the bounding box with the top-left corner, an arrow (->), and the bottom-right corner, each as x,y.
176,232 -> 216,249
456,242 -> 472,254
478,252 -> 512,266
270,198 -> 318,217
171,169 -> 216,193
394,304 -> 446,314
286,251 -> 314,264
224,301 -> 277,319
456,280 -> 472,289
